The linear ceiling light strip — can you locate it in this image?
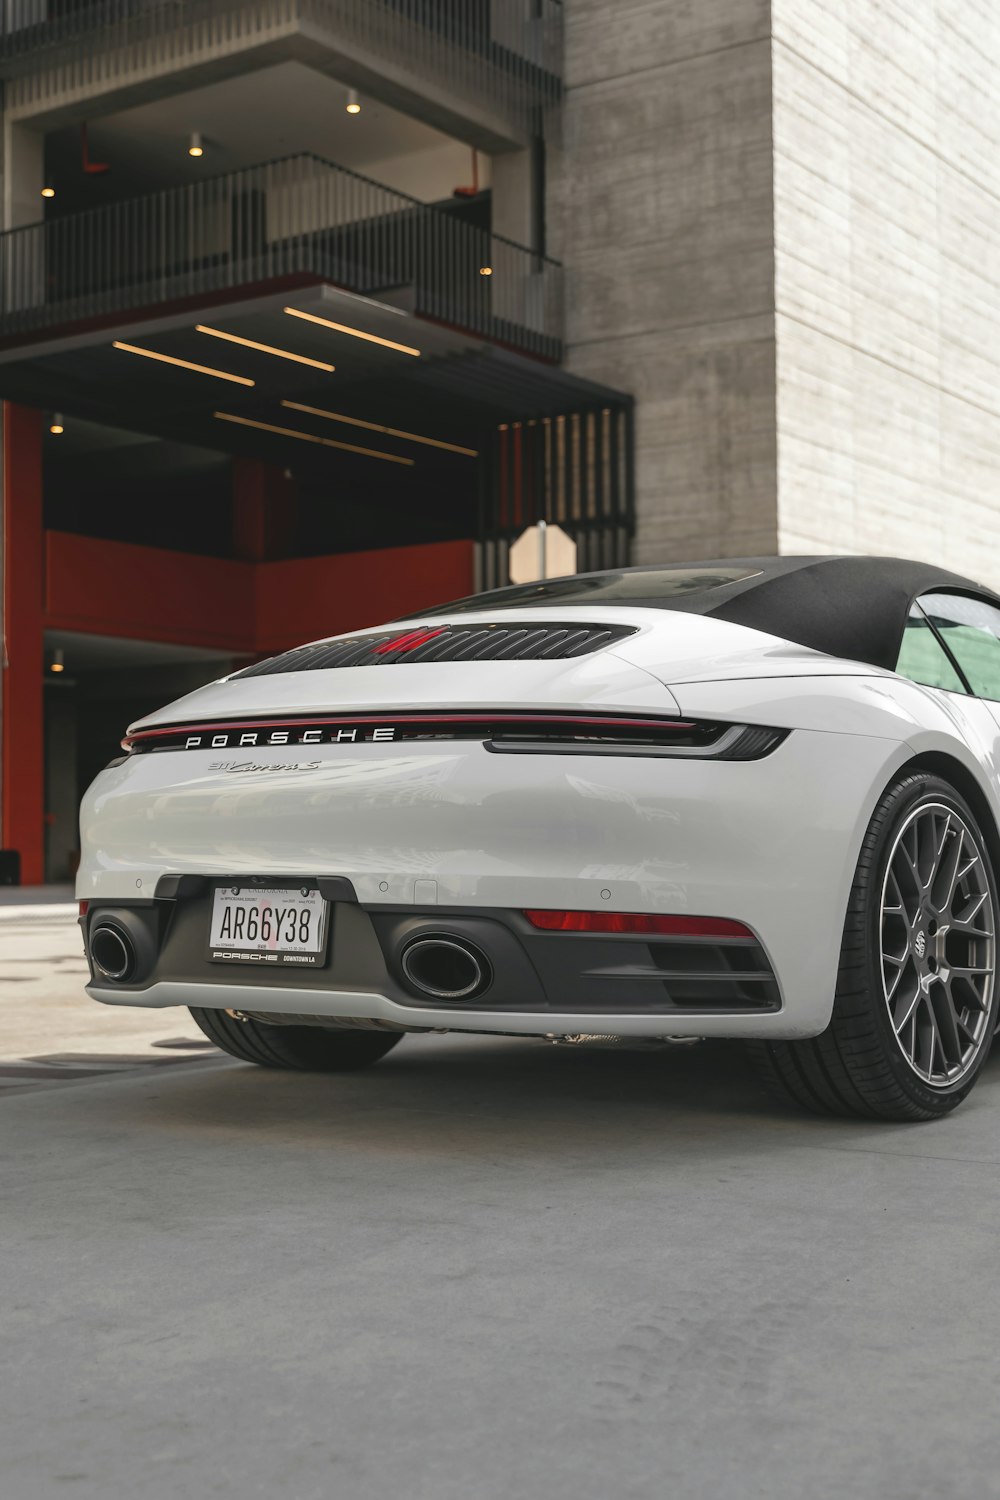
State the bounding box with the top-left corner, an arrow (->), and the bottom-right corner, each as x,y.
112,341 -> 254,385
283,307 -> 421,357
281,400 -> 477,457
213,411 -> 414,465
196,326 -> 335,372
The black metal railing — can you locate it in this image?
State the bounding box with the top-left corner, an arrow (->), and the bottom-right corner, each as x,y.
0,1 -> 562,135
0,153 -> 563,359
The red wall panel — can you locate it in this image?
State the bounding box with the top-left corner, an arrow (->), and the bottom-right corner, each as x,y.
255,539 -> 475,652
44,532 -> 256,650
43,532 -> 475,655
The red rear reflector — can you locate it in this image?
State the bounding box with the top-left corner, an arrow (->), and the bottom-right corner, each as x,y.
523,910 -> 754,939
78,900 -> 90,916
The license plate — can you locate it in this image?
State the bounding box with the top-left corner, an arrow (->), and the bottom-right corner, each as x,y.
208,886 -> 328,966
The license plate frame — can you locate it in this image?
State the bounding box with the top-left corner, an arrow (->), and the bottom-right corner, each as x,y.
207,884 -> 330,967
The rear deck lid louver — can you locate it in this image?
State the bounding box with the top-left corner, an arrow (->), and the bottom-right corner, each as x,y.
232,622 -> 638,677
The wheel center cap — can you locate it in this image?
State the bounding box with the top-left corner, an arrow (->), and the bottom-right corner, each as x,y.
914,929 -> 927,960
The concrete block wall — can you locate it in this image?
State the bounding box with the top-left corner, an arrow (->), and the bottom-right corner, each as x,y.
550,0 -> 779,563
556,0 -> 1000,579
771,0 -> 1000,582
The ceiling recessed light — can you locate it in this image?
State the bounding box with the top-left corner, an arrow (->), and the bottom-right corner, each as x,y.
41,185 -> 55,198
281,401 -> 477,457
283,307 -> 421,357
112,341 -> 254,385
188,132 -> 204,157
196,325 -> 335,372
479,265 -> 493,276
346,89 -> 361,114
214,411 -> 414,465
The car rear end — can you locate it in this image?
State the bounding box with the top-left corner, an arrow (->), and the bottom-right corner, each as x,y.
77,608 -> 901,1041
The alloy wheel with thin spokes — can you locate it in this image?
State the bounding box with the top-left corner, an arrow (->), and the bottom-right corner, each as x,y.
880,802 -> 995,1088
746,773 -> 1000,1120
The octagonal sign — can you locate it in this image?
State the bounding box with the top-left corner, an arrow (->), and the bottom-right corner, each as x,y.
508,521 -> 577,585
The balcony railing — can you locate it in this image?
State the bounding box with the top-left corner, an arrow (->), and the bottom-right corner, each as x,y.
0,153 -> 564,360
0,1 -> 562,136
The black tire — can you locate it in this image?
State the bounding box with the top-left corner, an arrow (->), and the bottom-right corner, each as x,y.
190,1008 -> 404,1072
745,772 -> 1000,1121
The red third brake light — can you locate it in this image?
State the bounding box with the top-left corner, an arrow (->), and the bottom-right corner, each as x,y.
523,910 -> 754,939
372,627 -> 446,657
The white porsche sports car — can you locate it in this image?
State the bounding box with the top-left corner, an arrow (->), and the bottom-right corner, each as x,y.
78,556 -> 1000,1121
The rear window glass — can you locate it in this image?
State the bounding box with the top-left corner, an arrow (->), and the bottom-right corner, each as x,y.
403,567 -> 762,617
919,592 -> 1000,700
895,607 -> 967,693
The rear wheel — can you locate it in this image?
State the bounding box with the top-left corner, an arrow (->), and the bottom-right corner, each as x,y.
746,773 -> 999,1120
190,1008 -> 404,1072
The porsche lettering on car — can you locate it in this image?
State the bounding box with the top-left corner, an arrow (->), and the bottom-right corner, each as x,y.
77,556 -> 1000,1121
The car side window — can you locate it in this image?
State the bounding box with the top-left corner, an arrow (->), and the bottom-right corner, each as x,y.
895,606 -> 968,693
919,592 -> 1000,701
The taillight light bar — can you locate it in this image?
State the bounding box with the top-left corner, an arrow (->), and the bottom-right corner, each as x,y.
123,712 -> 706,751
523,910 -> 755,940
122,712 -> 787,760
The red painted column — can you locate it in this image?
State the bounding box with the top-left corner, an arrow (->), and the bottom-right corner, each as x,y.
2,403 -> 45,885
232,457 -> 297,562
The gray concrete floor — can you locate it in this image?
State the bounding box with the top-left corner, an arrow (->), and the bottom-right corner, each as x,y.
4,907 -> 1000,1499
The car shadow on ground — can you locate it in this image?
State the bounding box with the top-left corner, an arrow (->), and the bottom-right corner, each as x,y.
0,1037 -> 219,1094
78,1030 -> 1000,1164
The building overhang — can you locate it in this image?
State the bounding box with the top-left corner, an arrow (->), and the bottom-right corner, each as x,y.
0,283 -> 629,470
1,0 -> 561,152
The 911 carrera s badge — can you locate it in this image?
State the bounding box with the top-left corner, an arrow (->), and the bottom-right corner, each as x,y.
209,761 -> 323,774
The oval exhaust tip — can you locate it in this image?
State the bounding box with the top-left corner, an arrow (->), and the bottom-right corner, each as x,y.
401,936 -> 491,1001
90,923 -> 136,982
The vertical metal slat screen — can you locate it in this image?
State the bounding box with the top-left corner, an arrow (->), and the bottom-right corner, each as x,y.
478,404 -> 634,591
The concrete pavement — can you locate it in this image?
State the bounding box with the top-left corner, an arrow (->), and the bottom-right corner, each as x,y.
3,903 -> 1000,1499
0,894 -> 210,1092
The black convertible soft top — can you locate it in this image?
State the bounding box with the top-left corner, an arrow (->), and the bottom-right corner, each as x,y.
412,556 -> 1000,671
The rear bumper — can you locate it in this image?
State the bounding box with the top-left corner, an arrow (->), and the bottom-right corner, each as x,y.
83,892 -> 782,1037
91,983 -> 792,1040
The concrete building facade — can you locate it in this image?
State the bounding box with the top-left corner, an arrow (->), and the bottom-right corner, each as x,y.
772,0 -> 1000,574
0,0 -> 997,882
551,0 -> 777,561
552,0 -> 1000,573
